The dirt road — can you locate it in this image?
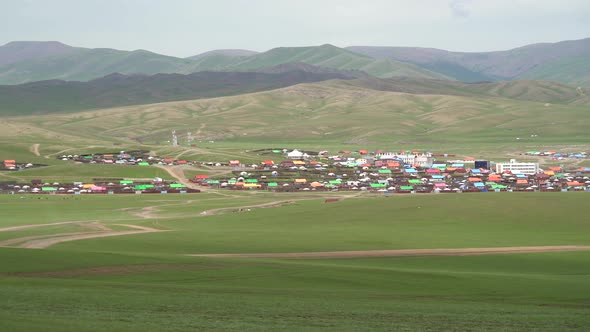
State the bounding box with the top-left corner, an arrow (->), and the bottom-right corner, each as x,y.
0,224 -> 164,249
189,246 -> 590,259
30,143 -> 40,156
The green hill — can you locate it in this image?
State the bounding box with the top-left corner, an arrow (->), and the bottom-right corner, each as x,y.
339,77 -> 589,105
0,42 -> 447,84
0,69 -> 359,116
348,38 -> 590,86
9,80 -> 588,146
202,44 -> 449,79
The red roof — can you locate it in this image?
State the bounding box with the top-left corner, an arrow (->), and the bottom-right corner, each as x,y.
194,174 -> 209,179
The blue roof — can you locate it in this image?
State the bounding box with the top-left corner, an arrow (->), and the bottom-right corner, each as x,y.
452,163 -> 464,167
516,174 -> 527,178
474,182 -> 485,187
405,168 -> 417,173
471,169 -> 481,173
431,175 -> 444,179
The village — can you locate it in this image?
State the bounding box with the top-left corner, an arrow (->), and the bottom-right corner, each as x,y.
190,149 -> 590,193
3,148 -> 589,195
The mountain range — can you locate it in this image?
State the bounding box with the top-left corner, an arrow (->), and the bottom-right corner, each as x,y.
0,64 -> 363,115
1,38 -> 588,86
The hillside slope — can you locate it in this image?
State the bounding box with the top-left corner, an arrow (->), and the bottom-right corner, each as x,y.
336,78 -> 589,105
0,42 -> 448,84
11,81 -> 588,145
0,68 -> 358,115
348,38 -> 590,86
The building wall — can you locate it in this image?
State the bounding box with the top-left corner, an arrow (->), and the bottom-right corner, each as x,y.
495,161 -> 539,174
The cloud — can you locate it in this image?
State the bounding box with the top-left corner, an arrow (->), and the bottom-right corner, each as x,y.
449,0 -> 473,18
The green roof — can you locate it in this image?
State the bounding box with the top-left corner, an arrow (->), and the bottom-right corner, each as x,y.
169,183 -> 186,188
408,179 -> 422,184
370,183 -> 386,188
138,162 -> 149,166
329,180 -> 342,184
120,180 -> 134,184
134,185 -> 147,190
378,169 -> 392,174
207,180 -> 220,184
400,186 -> 414,190
272,150 -> 281,153
41,187 -> 57,191
228,179 -> 237,184
267,182 -> 278,187
245,179 -> 258,183
491,184 -> 508,189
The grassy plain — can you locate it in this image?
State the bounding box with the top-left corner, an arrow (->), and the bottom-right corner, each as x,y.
1,80 -> 589,331
1,192 -> 590,331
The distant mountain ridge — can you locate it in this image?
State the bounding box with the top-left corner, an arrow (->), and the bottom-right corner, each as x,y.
0,38 -> 589,86
0,42 -> 447,84
347,38 -> 590,86
0,65 -> 358,115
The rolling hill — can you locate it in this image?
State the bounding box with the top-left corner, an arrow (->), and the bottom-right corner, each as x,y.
347,38 -> 590,86
336,77 -> 589,105
0,42 -> 447,84
2,70 -> 587,117
205,44 -> 449,80
8,79 -> 588,146
0,67 -> 360,115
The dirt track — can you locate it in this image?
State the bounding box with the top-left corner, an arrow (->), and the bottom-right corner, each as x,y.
0,224 -> 164,249
189,246 -> 590,259
30,143 -> 40,156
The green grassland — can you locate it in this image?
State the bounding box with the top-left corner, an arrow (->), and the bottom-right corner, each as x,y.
1,72 -> 590,331
1,193 -> 590,331
4,80 -> 589,149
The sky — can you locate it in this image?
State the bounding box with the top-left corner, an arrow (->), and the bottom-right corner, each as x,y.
1,0 -> 589,57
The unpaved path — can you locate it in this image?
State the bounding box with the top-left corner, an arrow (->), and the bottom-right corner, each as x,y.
189,246 -> 590,259
198,200 -> 296,216
0,220 -> 103,232
30,143 -> 40,156
2,224 -> 164,249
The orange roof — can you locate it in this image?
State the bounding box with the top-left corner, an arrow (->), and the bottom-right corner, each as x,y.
310,182 -> 324,187
516,179 -> 528,184
294,179 -> 307,183
293,160 -> 305,165
544,171 -> 555,176
3,160 -> 15,164
468,177 -> 482,182
261,160 -> 274,165
567,182 -> 583,186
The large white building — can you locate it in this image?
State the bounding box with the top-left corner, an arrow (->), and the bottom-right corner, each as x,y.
495,159 -> 539,175
378,153 -> 433,167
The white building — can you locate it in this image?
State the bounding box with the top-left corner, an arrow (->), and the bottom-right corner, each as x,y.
287,149 -> 309,160
379,153 -> 433,167
495,159 -> 539,175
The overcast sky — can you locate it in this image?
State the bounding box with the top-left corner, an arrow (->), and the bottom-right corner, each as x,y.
1,0 -> 589,57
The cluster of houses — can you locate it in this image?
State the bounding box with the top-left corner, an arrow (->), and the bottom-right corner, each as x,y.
523,151 -> 587,160
58,150 -> 200,166
0,178 -> 200,195
1,160 -> 45,171
191,150 -> 590,193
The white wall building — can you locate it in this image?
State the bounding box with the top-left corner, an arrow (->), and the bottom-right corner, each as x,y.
379,153 -> 433,167
495,159 -> 539,175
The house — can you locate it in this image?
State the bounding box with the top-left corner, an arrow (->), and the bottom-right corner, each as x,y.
287,149 -> 305,160
495,159 -> 539,175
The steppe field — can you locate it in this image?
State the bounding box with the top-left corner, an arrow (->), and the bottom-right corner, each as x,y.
1,103 -> 589,331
